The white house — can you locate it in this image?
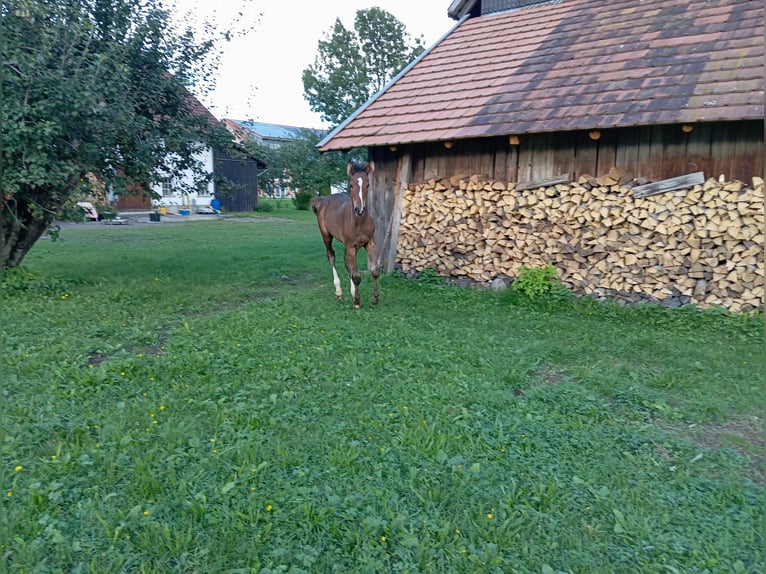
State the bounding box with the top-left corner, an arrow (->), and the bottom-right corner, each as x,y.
151,145 -> 216,213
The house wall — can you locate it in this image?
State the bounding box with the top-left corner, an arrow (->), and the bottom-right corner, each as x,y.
153,147 -> 215,211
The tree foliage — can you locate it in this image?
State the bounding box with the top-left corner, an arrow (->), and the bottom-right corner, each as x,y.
302,7 -> 425,127
247,129 -> 349,206
0,0 -> 234,269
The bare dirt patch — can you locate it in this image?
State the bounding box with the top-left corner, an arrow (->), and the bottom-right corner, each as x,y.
659,415 -> 764,484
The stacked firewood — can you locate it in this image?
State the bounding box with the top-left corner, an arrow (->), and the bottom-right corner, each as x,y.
396,171 -> 764,313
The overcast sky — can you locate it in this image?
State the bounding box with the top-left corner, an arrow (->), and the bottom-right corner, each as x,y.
169,0 -> 456,129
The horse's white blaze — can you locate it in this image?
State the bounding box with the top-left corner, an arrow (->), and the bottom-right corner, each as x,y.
356,176 -> 364,209
332,266 -> 342,297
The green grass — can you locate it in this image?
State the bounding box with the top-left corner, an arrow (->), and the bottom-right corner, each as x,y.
1,220 -> 763,573
238,198 -> 317,223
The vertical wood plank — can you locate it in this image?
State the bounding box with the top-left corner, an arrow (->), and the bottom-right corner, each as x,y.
614,127 -> 641,177
683,123 -> 712,176
731,120 -> 763,182
552,131 -> 576,181
384,153 -> 410,271
573,130 -> 598,177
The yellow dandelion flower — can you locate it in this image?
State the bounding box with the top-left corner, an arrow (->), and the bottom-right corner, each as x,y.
159,405 -> 166,411
143,510 -> 150,516
486,513 -> 493,520
266,504 -> 273,511
380,536 -> 387,542
6,491 -> 12,497
15,465 -> 23,472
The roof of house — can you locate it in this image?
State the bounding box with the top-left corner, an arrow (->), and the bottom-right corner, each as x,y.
222,119 -> 252,145
228,120 -> 322,142
319,0 -> 764,151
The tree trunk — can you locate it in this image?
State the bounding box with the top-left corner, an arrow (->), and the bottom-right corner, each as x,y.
2,197 -> 54,269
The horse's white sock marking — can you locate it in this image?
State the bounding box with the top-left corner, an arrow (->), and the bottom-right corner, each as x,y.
332,266 -> 342,297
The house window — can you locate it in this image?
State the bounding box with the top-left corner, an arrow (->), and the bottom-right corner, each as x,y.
161,177 -> 174,196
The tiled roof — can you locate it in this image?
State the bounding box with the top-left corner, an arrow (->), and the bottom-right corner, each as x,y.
222,119 -> 252,145
319,0 -> 763,151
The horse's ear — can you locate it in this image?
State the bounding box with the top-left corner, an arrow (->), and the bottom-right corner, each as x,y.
347,161 -> 354,177
366,161 -> 374,174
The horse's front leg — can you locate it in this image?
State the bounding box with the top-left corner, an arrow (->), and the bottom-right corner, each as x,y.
324,237 -> 343,300
344,245 -> 362,308
365,240 -> 380,306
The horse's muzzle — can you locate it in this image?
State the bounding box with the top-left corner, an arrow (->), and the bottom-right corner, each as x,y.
354,207 -> 366,216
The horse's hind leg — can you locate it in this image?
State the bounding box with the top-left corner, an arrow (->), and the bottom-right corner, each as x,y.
323,236 -> 343,300
344,246 -> 362,308
366,240 -> 380,305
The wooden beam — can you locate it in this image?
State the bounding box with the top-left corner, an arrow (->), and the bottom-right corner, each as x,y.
633,171 -> 705,198
515,174 -> 570,192
385,153 -> 410,272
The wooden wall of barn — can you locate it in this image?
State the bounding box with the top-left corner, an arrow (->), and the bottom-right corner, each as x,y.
393,120 -> 762,186
213,150 -> 260,212
367,120 -> 764,311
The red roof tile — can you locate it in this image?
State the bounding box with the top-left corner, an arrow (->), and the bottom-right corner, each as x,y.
319,0 -> 764,151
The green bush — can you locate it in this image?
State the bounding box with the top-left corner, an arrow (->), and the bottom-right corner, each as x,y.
514,263 -> 569,298
293,191 -> 314,211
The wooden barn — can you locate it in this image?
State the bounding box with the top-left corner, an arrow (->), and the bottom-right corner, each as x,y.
213,148 -> 265,213
318,0 -> 764,312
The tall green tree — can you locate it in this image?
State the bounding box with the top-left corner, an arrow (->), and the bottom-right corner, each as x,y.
0,0 -> 235,269
247,129 -> 347,207
302,7 -> 425,127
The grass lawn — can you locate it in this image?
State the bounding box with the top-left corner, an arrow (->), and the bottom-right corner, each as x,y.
1,217 -> 763,573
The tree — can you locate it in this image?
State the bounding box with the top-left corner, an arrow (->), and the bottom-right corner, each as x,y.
247,129 -> 349,208
0,0 -> 235,270
302,7 -> 425,127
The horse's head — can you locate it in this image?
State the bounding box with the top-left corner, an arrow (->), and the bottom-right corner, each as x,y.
347,160 -> 374,216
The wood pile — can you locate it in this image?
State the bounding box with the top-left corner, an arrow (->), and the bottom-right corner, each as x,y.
396,169 -> 764,313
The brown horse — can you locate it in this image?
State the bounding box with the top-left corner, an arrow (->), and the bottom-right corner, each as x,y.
311,160 -> 379,308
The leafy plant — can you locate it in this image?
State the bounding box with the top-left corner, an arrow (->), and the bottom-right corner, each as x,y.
415,267 -> 445,286
293,191 -> 315,211
514,263 -> 568,298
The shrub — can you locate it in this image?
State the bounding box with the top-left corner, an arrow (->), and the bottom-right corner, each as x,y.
513,263 -> 569,298
293,191 -> 314,211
